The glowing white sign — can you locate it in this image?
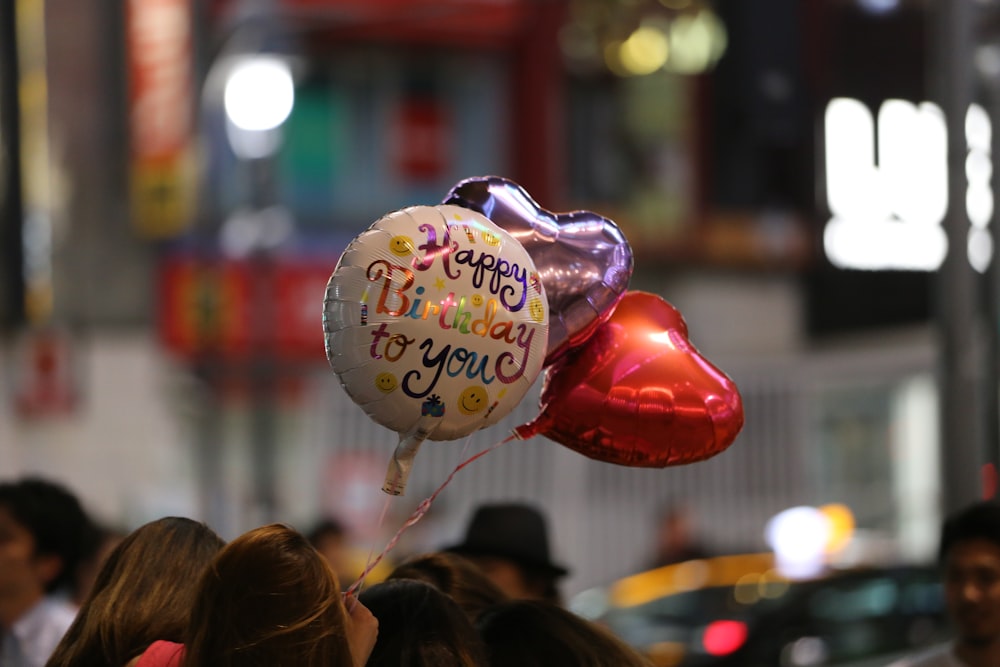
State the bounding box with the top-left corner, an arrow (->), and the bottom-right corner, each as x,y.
966,103 -> 994,273
823,97 -> 993,272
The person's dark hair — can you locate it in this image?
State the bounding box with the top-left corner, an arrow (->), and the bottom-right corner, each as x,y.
45,517 -> 224,667
444,503 -> 567,604
183,523 -> 354,667
358,579 -> 487,667
306,517 -> 346,546
514,564 -> 562,605
0,476 -> 95,593
477,599 -> 652,667
388,552 -> 508,622
459,554 -> 563,605
938,500 -> 1000,564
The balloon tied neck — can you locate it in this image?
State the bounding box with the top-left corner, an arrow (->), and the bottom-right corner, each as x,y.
512,420 -> 539,441
381,421 -> 434,496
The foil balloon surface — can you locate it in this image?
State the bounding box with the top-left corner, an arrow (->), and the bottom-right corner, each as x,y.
324,204 -> 549,494
515,291 -> 743,468
444,176 -> 632,366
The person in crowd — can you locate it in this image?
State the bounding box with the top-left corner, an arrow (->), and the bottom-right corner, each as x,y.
476,599 -> 652,667
890,500 -> 1000,667
45,516 -> 224,667
443,503 -> 569,604
307,516 -> 355,591
646,503 -> 711,569
386,551 -> 508,623
358,578 -> 487,666
183,523 -> 378,667
0,477 -> 95,667
307,516 -> 394,592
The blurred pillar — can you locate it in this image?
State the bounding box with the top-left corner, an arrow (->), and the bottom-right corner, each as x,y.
0,0 -> 24,330
245,124 -> 282,523
985,65 -> 1000,500
15,0 -> 53,326
511,0 -> 568,206
932,0 -> 991,513
194,0 -> 290,527
193,361 -> 228,533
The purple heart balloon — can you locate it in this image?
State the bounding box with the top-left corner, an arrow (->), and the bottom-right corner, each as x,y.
444,176 -> 633,366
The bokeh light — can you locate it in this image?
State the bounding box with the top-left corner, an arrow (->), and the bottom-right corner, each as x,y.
224,55 -> 295,132
819,503 -> 855,554
766,506 -> 830,578
618,24 -> 670,76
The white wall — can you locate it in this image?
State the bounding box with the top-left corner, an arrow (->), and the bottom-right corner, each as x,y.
1,333 -> 200,527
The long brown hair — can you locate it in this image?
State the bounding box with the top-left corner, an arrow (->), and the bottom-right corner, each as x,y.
45,516 -> 225,667
182,523 -> 354,667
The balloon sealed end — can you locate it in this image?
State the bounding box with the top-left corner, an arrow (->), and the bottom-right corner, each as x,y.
381,477 -> 406,496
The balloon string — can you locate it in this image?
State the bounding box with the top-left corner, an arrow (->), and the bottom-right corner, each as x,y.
353,433 -> 471,596
344,495 -> 393,607
358,494 -> 394,589
345,433 -> 515,598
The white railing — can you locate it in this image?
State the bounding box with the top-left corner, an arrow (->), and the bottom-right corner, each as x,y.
310,329 -> 939,596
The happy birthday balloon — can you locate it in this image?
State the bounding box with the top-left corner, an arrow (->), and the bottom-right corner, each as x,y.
324,204 -> 549,494
514,291 -> 743,467
444,176 -> 632,366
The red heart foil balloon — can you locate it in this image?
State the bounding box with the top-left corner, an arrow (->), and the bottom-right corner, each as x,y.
515,291 -> 744,467
444,176 -> 633,367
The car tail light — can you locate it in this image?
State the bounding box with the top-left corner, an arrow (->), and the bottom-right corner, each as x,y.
702,620 -> 748,656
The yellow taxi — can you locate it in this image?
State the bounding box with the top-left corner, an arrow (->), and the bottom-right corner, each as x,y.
571,553 -> 948,667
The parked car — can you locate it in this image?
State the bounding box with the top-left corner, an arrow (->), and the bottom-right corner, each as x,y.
571,554 -> 949,667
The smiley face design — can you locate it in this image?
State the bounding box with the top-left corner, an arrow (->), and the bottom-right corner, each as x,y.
389,235 -> 415,257
375,372 -> 398,394
471,294 -> 484,307
457,386 -> 488,415
529,297 -> 546,323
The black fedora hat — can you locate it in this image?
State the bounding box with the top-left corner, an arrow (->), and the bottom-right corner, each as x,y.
445,503 -> 569,578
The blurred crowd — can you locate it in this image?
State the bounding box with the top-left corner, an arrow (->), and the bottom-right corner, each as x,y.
0,475 -> 655,667
6,474 -> 1000,666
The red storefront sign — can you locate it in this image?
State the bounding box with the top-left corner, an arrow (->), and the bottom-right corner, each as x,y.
12,329 -> 78,419
158,255 -> 336,362
271,261 -> 335,358
209,0 -> 529,48
391,97 -> 452,181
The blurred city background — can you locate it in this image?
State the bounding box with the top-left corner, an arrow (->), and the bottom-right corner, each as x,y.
1,0 -> 998,600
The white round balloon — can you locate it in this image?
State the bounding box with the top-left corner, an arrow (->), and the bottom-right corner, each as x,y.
324,204 -> 549,443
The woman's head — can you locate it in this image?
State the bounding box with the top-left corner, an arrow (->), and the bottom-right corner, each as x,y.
183,523 -> 354,667
387,552 -> 508,622
477,600 -> 652,667
46,516 -> 225,667
358,578 -> 487,667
